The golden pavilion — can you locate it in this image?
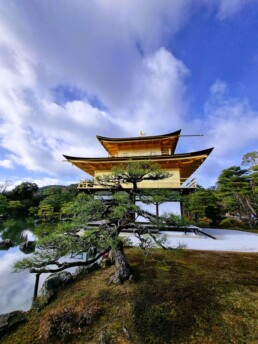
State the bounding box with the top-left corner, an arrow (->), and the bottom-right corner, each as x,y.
63,130 -> 213,193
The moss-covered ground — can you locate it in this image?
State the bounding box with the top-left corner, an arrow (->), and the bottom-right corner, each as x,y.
1,249 -> 258,344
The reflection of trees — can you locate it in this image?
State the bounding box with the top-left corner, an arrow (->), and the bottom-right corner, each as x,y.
0,219 -> 35,245
33,223 -> 56,239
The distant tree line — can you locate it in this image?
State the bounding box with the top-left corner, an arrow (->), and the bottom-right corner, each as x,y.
0,182 -> 77,221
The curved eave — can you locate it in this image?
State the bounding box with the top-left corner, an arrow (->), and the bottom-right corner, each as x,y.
96,130 -> 182,143
97,130 -> 182,155
63,148 -> 213,162
63,147 -> 213,179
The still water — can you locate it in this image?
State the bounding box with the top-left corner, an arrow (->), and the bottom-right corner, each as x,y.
0,219 -> 55,314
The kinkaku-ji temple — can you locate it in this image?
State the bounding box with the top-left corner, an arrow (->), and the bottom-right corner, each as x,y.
64,130 -> 213,216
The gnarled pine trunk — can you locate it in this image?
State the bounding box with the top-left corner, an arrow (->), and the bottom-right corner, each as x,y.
109,241 -> 132,284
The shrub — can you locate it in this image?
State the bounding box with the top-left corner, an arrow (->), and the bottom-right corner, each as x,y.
219,217 -> 241,228
196,216 -> 212,227
41,304 -> 101,342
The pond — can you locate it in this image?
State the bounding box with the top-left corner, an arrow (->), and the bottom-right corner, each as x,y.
0,219 -> 56,314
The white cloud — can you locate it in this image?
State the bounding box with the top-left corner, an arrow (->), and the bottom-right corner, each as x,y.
11,178 -> 63,189
204,84 -> 258,157
0,1 -> 191,110
209,80 -> 228,95
0,1 -> 192,181
116,47 -> 189,134
198,0 -> 258,19
0,177 -> 74,191
0,1 -> 257,186
186,81 -> 258,186
215,0 -> 258,19
0,159 -> 14,169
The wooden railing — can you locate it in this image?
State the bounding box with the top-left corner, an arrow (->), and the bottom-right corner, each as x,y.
77,179 -> 197,189
77,180 -> 94,189
185,178 -> 197,188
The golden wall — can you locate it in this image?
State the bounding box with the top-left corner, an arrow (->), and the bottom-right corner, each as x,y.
93,168 -> 180,189
117,147 -> 161,157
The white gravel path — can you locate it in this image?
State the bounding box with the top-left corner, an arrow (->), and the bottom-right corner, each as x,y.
121,228 -> 258,252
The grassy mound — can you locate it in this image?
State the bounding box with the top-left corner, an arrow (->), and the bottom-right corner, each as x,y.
1,248 -> 258,344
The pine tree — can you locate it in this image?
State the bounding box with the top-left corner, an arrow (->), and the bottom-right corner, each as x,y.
14,162 -> 176,284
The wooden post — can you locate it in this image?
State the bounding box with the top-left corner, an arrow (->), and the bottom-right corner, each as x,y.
180,200 -> 184,218
156,202 -> 159,218
33,273 -> 40,300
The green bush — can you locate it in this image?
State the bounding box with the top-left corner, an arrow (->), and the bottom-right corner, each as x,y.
196,216 -> 212,227
219,217 -> 241,228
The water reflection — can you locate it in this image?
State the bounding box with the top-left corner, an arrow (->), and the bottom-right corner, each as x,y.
0,219 -> 55,314
0,247 -> 35,313
0,219 -> 35,245
21,229 -> 37,242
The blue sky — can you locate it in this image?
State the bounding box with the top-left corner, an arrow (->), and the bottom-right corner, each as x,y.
0,0 -> 258,189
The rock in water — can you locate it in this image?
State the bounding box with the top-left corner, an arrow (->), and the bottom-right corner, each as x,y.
19,241 -> 36,253
0,239 -> 14,249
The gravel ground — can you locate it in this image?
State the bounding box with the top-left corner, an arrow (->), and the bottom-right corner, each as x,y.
121,228 -> 258,252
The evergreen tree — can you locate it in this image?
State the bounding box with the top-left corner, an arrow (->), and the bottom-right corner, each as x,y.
12,182 -> 38,200
241,151 -> 258,168
216,166 -> 255,216
37,186 -> 75,221
185,188 -> 221,225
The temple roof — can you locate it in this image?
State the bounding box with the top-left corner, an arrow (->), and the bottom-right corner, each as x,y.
63,147 -> 213,183
97,130 -> 182,156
